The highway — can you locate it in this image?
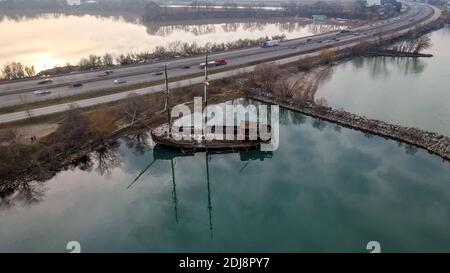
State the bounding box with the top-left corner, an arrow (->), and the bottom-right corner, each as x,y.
0,3 -> 441,124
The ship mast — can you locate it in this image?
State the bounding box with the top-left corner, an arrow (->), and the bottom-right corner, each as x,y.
205,152 -> 213,238
164,64 -> 171,135
204,55 -> 213,237
171,158 -> 179,224
203,54 -> 208,138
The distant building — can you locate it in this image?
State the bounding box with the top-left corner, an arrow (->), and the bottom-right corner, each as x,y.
312,15 -> 327,21
66,0 -> 81,5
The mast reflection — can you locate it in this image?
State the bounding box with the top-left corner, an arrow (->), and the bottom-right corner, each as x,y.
128,144 -> 273,238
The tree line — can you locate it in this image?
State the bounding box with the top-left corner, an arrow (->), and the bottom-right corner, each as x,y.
144,0 -> 378,22
0,0 -> 389,23
1,62 -> 36,80
1,34 -> 286,79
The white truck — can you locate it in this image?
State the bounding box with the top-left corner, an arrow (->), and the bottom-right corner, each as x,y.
199,59 -> 227,69
261,40 -> 280,48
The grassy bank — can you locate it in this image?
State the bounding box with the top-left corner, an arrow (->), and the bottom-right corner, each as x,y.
0,78 -> 244,184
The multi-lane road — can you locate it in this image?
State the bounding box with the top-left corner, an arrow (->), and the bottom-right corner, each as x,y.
0,3 -> 441,124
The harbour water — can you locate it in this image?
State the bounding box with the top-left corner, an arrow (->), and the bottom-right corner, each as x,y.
1,108 -> 450,252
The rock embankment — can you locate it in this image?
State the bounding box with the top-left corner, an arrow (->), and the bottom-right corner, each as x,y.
363,50 -> 433,58
252,95 -> 450,161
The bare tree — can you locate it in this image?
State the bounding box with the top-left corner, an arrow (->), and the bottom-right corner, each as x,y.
1,62 -> 27,80
413,35 -> 432,54
320,49 -> 337,65
102,53 -> 114,66
121,93 -> 148,126
277,78 -> 303,101
88,110 -> 118,141
297,56 -> 315,71
393,34 -> 432,54
252,63 -> 282,94
59,104 -> 89,146
24,66 -> 36,77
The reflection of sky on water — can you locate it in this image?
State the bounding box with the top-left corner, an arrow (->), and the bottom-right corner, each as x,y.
1,109 -> 450,252
0,13 -> 343,71
316,28 -> 450,136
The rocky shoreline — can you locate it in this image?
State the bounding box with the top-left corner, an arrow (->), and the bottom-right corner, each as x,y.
251,94 -> 450,162
362,50 -> 433,58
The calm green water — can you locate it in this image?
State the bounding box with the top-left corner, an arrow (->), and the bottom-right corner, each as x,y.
315,27 -> 450,136
1,108 -> 450,253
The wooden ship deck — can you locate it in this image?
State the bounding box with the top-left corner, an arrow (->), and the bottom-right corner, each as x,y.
151,123 -> 272,152
151,55 -> 273,152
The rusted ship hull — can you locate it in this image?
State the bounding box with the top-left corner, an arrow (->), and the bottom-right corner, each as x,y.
151,123 -> 271,152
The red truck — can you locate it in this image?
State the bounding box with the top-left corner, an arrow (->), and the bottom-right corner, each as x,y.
215,58 -> 227,65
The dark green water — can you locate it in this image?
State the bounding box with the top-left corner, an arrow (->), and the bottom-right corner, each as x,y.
1,109 -> 450,252
316,27 -> 450,136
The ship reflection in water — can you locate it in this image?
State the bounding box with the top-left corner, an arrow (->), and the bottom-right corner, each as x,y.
2,107 -> 450,252
128,144 -> 273,238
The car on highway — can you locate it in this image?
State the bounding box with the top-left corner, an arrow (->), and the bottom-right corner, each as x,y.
153,71 -> 164,76
339,29 -> 352,34
183,65 -> 191,69
98,70 -> 114,77
37,79 -> 53,85
113,79 -> 127,84
71,83 -> 83,88
33,90 -> 51,96
261,40 -> 280,48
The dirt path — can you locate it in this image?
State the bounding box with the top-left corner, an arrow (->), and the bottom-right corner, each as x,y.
286,65 -> 332,102
0,123 -> 59,145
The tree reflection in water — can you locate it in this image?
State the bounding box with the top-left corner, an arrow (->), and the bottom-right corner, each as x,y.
0,141 -> 125,210
334,124 -> 342,133
144,20 -> 344,37
404,144 -> 418,155
279,108 -> 307,126
123,131 -> 153,156
0,180 -> 46,210
312,119 -> 327,131
351,56 -> 427,80
92,142 -> 122,177
1,12 -> 346,39
74,155 -> 95,172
